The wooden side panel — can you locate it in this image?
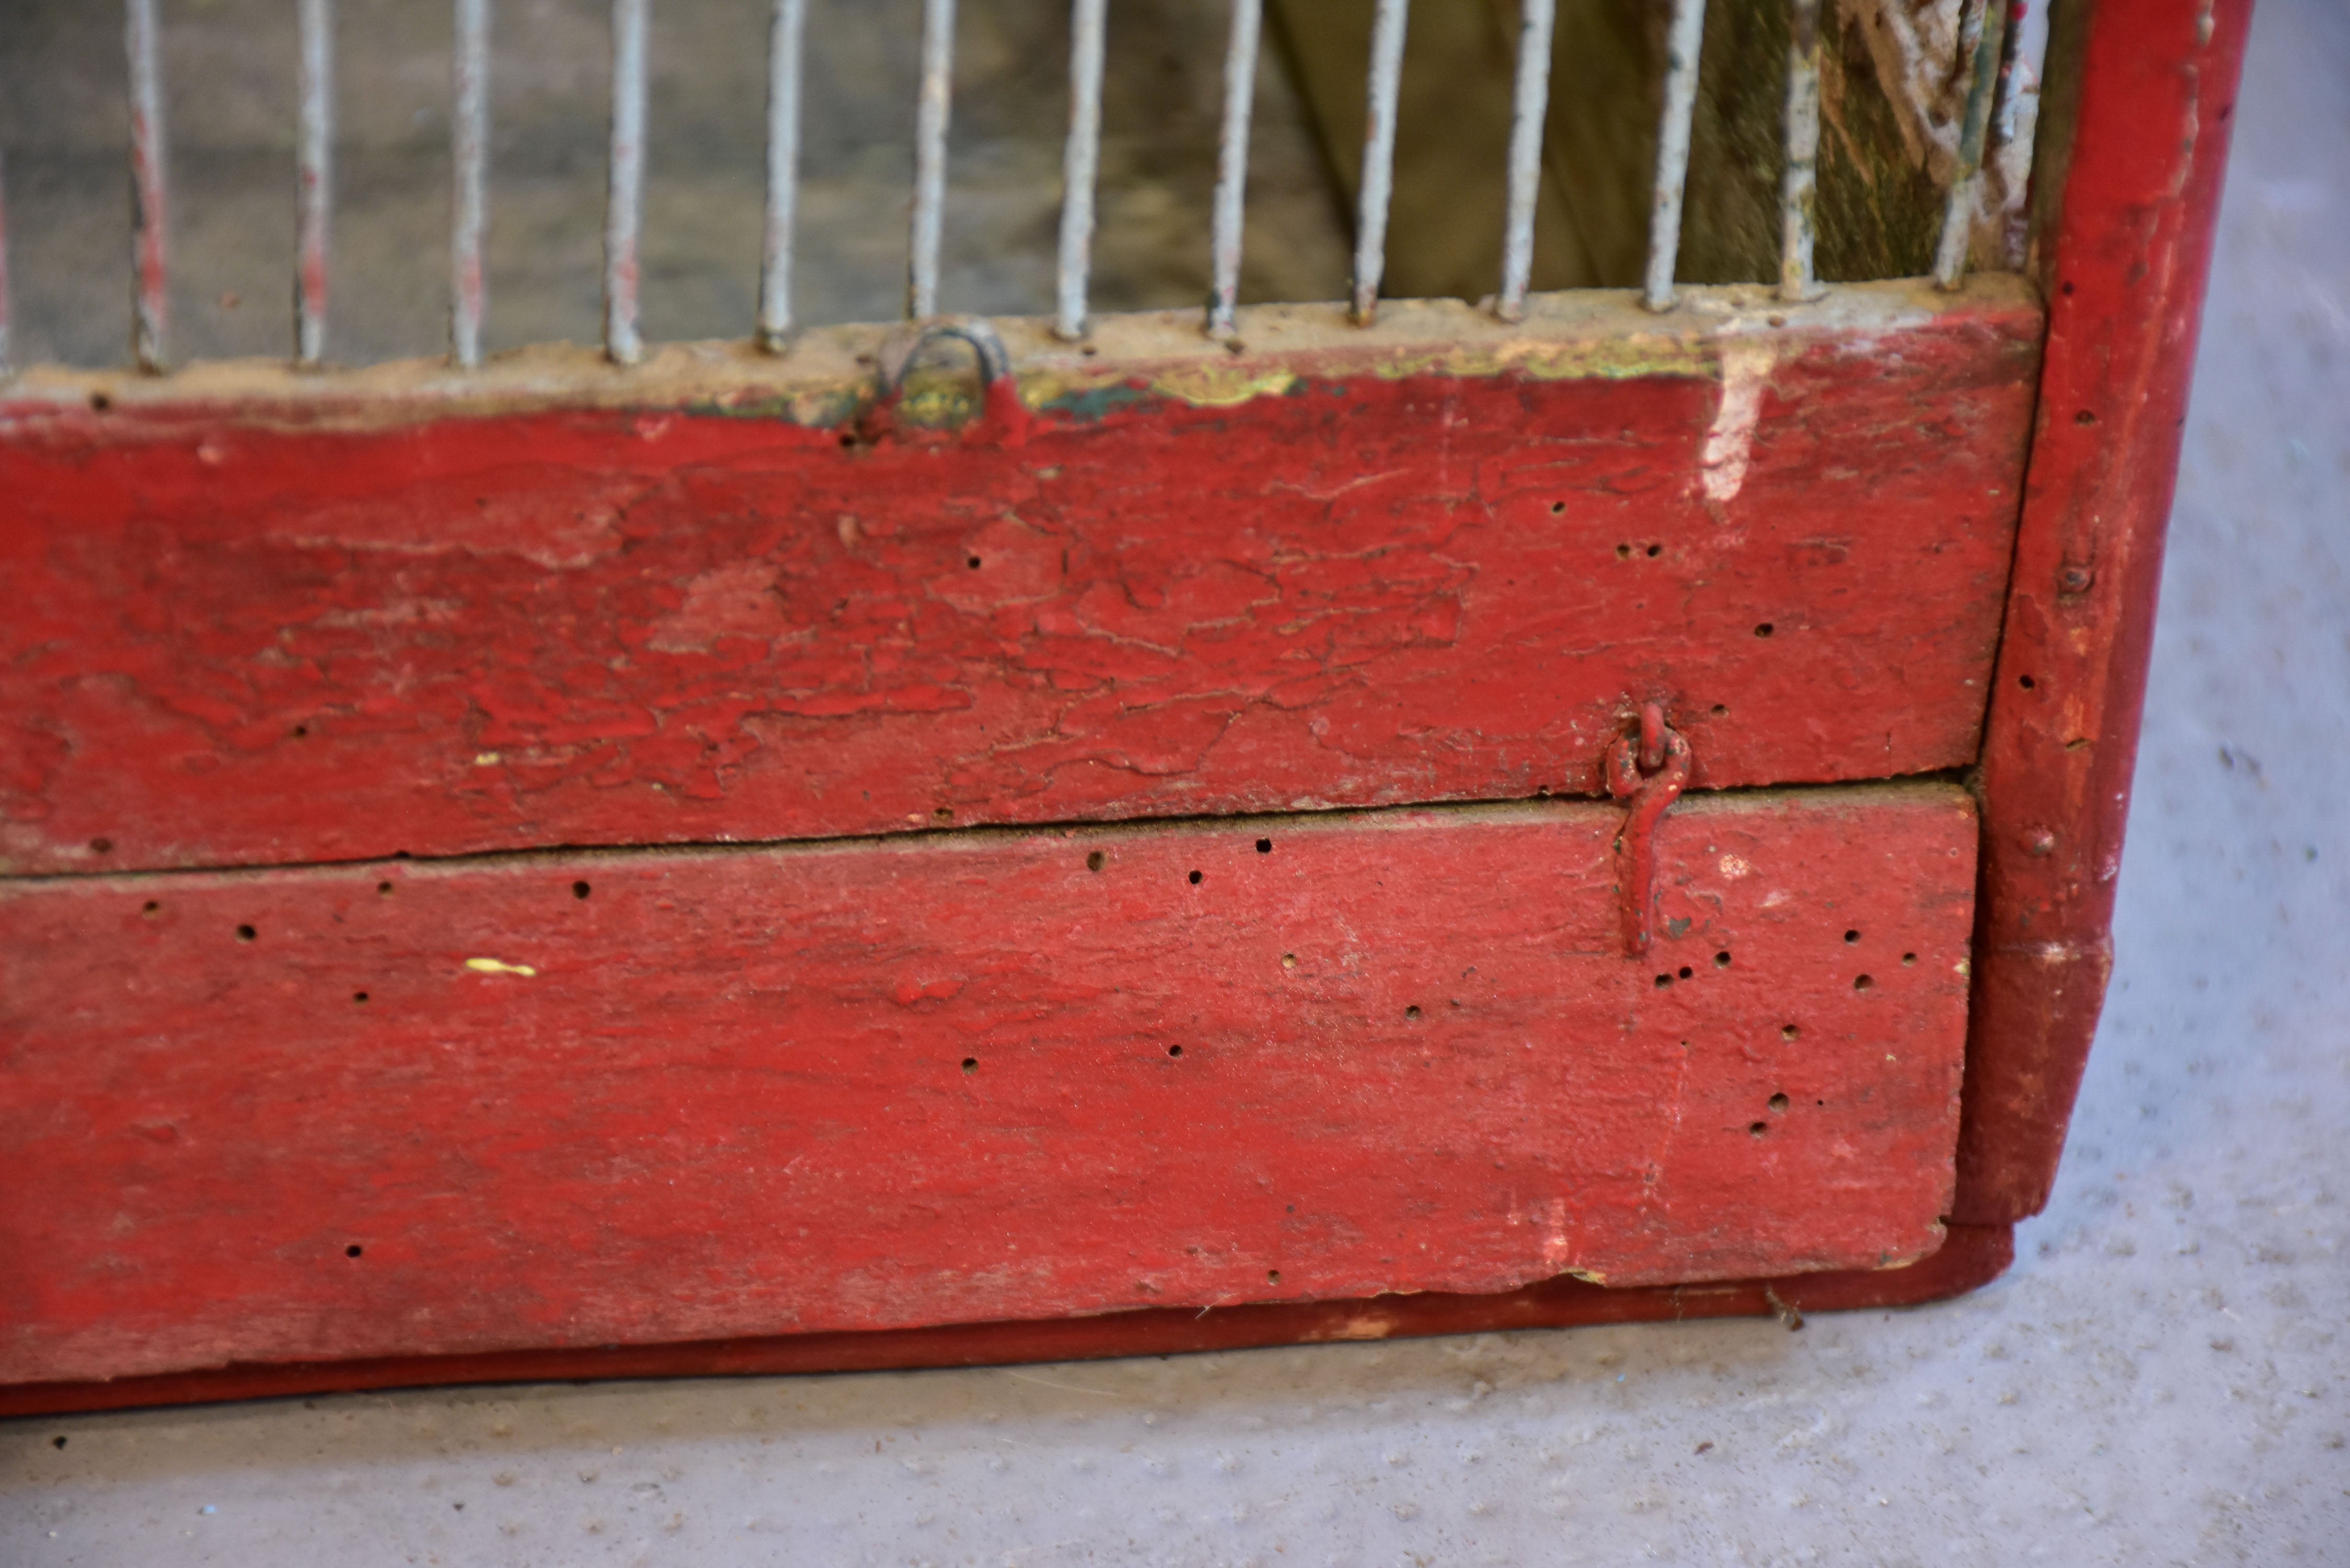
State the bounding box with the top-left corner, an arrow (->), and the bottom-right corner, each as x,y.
0,784 -> 1975,1387
0,289 -> 2037,875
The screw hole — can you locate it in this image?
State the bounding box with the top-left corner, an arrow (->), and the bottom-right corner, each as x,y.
1768,1093 -> 1789,1113
1188,869 -> 1203,885
1853,974 -> 1875,992
1086,850 -> 1105,872
345,1244 -> 363,1259
961,1057 -> 978,1074
1754,622 -> 1775,638
572,880 -> 592,900
1255,838 -> 1272,854
235,924 -> 257,942
1714,951 -> 1731,967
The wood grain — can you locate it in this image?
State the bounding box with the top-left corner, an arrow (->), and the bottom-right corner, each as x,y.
0,782 -> 1975,1386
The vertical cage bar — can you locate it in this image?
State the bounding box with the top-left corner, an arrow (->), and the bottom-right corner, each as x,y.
451,0 -> 491,368
0,152 -> 12,378
1496,0 -> 1555,322
1350,0 -> 1409,325
295,0 -> 334,366
605,0 -> 648,364
1053,0 -> 1107,341
1642,0 -> 1708,313
756,0 -> 807,350
1985,0 -> 2030,271
907,0 -> 957,319
1933,0 -> 2006,290
1206,0 -> 1260,340
1777,0 -> 1824,303
125,0 -> 171,370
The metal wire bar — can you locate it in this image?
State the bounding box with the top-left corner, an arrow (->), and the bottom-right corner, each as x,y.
908,0 -> 957,319
1350,0 -> 1409,325
1496,0 -> 1554,323
1206,0 -> 1260,340
605,0 -> 648,364
451,0 -> 490,368
756,0 -> 807,351
1778,0 -> 1824,303
0,152 -> 13,378
1642,0 -> 1708,313
1933,0 -> 2006,290
295,0 -> 333,366
1053,0 -> 1107,341
125,0 -> 171,371
1985,0 -> 2030,271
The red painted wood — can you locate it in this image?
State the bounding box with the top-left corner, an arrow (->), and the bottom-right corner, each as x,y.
1952,0 -> 2254,1223
0,294 -> 2037,875
0,1223 -> 2013,1419
0,783 -> 1975,1388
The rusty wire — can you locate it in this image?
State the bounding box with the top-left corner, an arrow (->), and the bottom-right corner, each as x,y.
908,0 -> 958,319
1053,0 -> 1108,342
295,0 -> 333,366
125,0 -> 171,371
451,0 -> 490,367
1642,0 -> 1708,313
1934,0 -> 2007,290
1350,0 -> 1409,325
1206,0 -> 1261,340
1779,0 -> 1825,303
757,0 -> 807,350
604,0 -> 648,364
1496,0 -> 1554,324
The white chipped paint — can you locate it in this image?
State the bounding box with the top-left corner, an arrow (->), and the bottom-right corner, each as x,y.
464,957 -> 537,977
1718,853 -> 1754,879
1701,339 -> 1777,504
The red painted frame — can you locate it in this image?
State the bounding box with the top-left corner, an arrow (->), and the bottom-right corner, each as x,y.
0,0 -> 2252,1415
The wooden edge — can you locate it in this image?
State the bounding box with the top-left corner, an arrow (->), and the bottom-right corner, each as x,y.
1953,0 -> 2254,1224
0,278 -> 2032,434
0,1226 -> 2012,1419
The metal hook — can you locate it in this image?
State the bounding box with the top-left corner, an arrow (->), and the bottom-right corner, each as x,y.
1606,702 -> 1692,958
859,316 -> 1028,447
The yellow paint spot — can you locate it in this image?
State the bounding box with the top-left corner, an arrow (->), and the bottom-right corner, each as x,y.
473,752 -> 502,766
1718,854 -> 1753,879
465,957 -> 537,977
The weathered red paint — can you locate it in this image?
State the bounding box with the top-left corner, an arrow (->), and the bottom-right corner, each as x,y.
1952,0 -> 2254,1224
0,784 -> 1974,1387
0,1223 -> 2014,1420
0,291 -> 2037,876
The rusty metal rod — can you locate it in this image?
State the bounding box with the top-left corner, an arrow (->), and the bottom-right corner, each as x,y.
1496,0 -> 1554,323
126,0 -> 171,371
1934,0 -> 2006,290
1778,0 -> 1824,304
0,152 -> 13,378
1053,0 -> 1107,341
295,0 -> 334,366
908,0 -> 957,319
1206,0 -> 1260,340
451,0 -> 490,367
1350,0 -> 1409,325
605,0 -> 648,364
756,0 -> 806,351
1985,0 -> 2030,271
1642,0 -> 1707,313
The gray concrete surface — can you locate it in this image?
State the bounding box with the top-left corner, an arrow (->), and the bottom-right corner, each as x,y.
4,0 -> 2347,1562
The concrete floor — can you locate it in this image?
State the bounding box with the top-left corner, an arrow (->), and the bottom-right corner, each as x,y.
4,0 -> 2347,1562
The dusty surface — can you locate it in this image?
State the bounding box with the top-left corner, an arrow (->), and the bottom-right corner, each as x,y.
2,0 -> 2347,1562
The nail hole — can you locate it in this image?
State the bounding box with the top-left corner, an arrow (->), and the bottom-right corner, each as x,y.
1615,544 -> 1632,559
377,881 -> 394,895
1549,501 -> 1565,515
142,900 -> 162,917
89,837 -> 113,854
1255,838 -> 1272,854
1281,953 -> 1297,970
961,1057 -> 978,1074
1844,929 -> 1860,943
1404,1005 -> 1422,1020
52,1437 -> 66,1449
1714,951 -> 1731,967
1710,704 -> 1728,717
572,880 -> 592,900
1086,850 -> 1105,872
1749,1122 -> 1768,1137
2060,280 -> 2076,296
1780,1024 -> 1800,1041
1768,1093 -> 1789,1113
1854,974 -> 1875,992
1754,622 -> 1775,638
1677,966 -> 1692,980
1645,544 -> 1663,558
89,391 -> 113,412
1654,973 -> 1672,988
352,991 -> 370,1005
1167,1045 -> 1183,1058
1188,869 -> 1203,885
2073,409 -> 2096,426
1266,1269 -> 1282,1284
1902,952 -> 1917,966
836,432 -> 856,448
966,556 -> 982,569
291,724 -> 308,739
2018,674 -> 2037,690
345,1244 -> 363,1258
236,924 -> 256,942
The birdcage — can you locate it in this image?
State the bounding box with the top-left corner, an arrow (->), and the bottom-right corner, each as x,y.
0,0 -> 2249,1414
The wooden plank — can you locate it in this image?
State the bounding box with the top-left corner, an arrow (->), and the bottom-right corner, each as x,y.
0,782 -> 1975,1386
0,282 -> 2037,875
